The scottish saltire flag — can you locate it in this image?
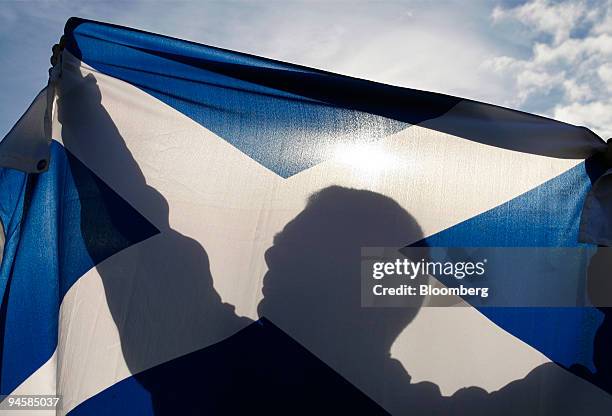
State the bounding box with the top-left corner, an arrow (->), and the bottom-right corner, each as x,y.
1,17 -> 612,415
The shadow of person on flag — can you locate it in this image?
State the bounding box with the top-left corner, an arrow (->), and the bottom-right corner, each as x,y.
257,186 -> 446,415
54,62 -> 437,413
54,57 -> 416,413
54,43 -> 612,415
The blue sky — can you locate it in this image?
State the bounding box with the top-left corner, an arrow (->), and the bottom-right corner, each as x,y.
1,0 -> 611,138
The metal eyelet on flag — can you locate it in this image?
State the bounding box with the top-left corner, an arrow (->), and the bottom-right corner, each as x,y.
36,160 -> 48,172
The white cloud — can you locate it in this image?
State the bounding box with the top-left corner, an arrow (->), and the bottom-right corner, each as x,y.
492,0 -> 589,44
554,99 -> 612,134
487,0 -> 612,138
563,78 -> 594,101
516,69 -> 566,102
598,63 -> 612,88
592,4 -> 612,34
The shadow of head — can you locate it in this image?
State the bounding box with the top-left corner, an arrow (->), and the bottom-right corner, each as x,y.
258,186 -> 425,361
